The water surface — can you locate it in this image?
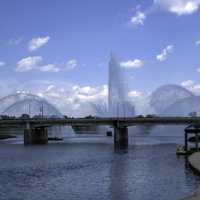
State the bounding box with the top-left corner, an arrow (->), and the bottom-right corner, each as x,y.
0,136 -> 200,200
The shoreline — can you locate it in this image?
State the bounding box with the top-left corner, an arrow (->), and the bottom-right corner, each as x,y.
0,134 -> 16,140
183,152 -> 200,200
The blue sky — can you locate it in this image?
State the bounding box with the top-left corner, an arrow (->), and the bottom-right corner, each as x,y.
1,0 -> 200,115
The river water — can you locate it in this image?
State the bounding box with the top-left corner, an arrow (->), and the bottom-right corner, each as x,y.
0,135 -> 200,200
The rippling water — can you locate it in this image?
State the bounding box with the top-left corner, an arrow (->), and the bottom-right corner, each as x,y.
0,136 -> 200,200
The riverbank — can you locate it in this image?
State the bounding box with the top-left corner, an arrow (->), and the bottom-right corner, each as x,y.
183,152 -> 200,200
0,134 -> 16,140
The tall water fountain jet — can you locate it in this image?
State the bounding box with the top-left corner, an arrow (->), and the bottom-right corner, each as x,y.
108,55 -> 135,117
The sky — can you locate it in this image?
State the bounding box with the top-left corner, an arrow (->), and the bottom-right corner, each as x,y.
1,0 -> 200,115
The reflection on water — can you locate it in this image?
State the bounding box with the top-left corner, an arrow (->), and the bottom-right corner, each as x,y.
0,136 -> 200,200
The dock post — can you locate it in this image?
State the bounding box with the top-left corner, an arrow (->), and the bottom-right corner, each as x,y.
114,125 -> 128,153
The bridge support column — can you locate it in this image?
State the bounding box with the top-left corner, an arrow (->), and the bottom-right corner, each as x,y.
114,126 -> 128,153
24,127 -> 48,145
184,131 -> 188,152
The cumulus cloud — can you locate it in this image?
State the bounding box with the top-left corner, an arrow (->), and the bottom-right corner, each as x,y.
0,78 -> 108,116
130,11 -> 146,26
0,61 -> 6,67
181,80 -> 200,95
64,59 -> 78,70
128,0 -> 200,27
46,84 -> 149,116
26,81 -> 108,116
16,56 -> 77,72
156,45 -> 174,61
128,90 -> 144,98
40,64 -> 60,72
46,84 -> 55,92
0,79 -> 151,116
154,0 -> 200,15
16,56 -> 59,72
120,59 -> 144,69
28,36 -> 50,51
181,80 -> 194,87
16,56 -> 42,72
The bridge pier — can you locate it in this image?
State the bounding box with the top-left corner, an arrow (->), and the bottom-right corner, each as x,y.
114,126 -> 128,153
24,126 -> 48,145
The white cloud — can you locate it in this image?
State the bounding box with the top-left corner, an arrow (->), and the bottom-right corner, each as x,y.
0,79 -> 150,116
128,0 -> 200,27
120,59 -> 144,69
35,82 -> 109,116
154,0 -> 200,15
16,56 -> 59,72
0,61 -> 6,66
64,59 -> 77,70
16,56 -> 42,72
156,45 -> 174,61
195,40 -> 200,46
128,90 -> 144,98
28,36 -> 50,51
130,11 -> 146,25
16,56 -> 77,73
78,86 -> 98,96
181,80 -> 200,95
46,84 -> 55,92
181,80 -> 194,87
40,64 -> 60,72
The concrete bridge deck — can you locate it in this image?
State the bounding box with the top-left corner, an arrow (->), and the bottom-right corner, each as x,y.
1,117 -> 200,152
1,117 -> 200,127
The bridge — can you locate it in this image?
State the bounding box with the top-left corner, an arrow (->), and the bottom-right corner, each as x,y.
1,116 -> 200,152
2,117 -> 200,126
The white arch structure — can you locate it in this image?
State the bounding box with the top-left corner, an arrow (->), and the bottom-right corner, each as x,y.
0,93 -> 63,117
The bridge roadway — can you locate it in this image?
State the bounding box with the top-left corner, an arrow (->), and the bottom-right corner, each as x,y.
1,117 -> 200,127
1,117 -> 200,152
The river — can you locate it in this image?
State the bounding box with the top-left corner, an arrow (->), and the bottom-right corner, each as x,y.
0,135 -> 200,200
